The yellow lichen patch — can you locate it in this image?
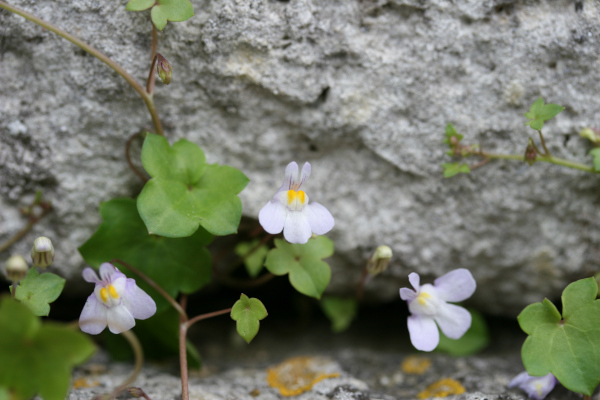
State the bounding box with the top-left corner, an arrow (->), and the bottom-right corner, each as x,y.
401,355 -> 432,375
417,378 -> 466,399
72,378 -> 99,389
266,356 -> 340,396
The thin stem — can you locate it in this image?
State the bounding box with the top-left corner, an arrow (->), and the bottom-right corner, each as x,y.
0,1 -> 164,136
11,283 -> 17,299
538,129 -> 550,156
146,26 -> 158,95
179,314 -> 189,400
187,307 -> 232,328
107,330 -> 144,399
0,202 -> 52,253
480,152 -> 597,173
110,259 -> 188,320
125,131 -> 148,183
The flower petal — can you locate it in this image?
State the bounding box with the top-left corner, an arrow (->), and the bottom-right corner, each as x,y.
399,287 -> 416,301
433,268 -> 476,302
509,372 -> 557,400
82,268 -> 100,284
283,212 -> 312,244
303,202 -> 334,235
407,315 -> 439,351
434,303 -> 472,339
99,263 -> 118,282
283,161 -> 299,189
79,294 -> 108,335
408,272 -> 420,291
508,371 -> 533,388
298,162 -> 311,188
259,200 -> 287,234
106,305 -> 136,334
122,279 -> 157,320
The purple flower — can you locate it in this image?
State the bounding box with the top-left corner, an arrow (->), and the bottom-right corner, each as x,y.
79,263 -> 156,334
400,269 -> 476,351
509,372 -> 557,400
258,161 -> 334,244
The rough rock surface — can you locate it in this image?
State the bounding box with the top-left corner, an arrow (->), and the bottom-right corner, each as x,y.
1,0 -> 600,315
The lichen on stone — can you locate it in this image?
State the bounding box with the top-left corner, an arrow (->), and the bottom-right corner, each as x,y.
266,356 -> 340,396
417,378 -> 466,399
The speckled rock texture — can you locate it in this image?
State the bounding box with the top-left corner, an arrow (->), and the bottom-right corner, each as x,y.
1,0 -> 600,315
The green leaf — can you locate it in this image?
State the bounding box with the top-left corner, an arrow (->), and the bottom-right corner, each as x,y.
320,297 -> 358,333
0,297 -> 96,400
231,294 -> 268,344
524,97 -> 564,131
126,0 -> 155,11
589,148 -> 600,172
11,269 -> 65,317
138,134 -> 248,237
78,198 -> 213,312
150,0 -> 194,31
442,163 -> 470,178
103,307 -> 201,369
518,278 -> 600,396
443,123 -> 464,145
235,240 -> 269,278
437,309 -> 490,356
264,237 -> 333,299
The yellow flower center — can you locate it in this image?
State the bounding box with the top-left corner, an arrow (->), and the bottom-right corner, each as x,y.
100,284 -> 119,303
287,190 -> 307,211
417,291 -> 431,306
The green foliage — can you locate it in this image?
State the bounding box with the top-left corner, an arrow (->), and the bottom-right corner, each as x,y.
320,296 -> 358,333
0,297 -> 95,400
518,278 -> 600,396
104,308 -> 201,369
443,123 -> 463,146
437,309 -> 489,356
234,240 -> 269,278
79,198 -> 213,312
231,294 -> 268,344
264,237 -> 334,299
589,148 -> 600,172
524,97 -> 564,131
442,162 -> 470,178
10,269 -> 65,317
137,134 -> 248,238
126,0 -> 194,31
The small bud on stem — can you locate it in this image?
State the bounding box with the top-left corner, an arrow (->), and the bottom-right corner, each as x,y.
156,54 -> 172,85
580,128 -> 600,144
5,254 -> 28,282
366,245 -> 393,276
31,236 -> 55,268
524,138 -> 537,166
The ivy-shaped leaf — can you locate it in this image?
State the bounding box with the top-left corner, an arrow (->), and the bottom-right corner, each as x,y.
320,296 -> 358,333
264,236 -> 333,299
524,97 -> 564,131
0,297 -> 96,400
79,198 -> 213,312
589,148 -> 600,172
442,163 -> 470,178
234,240 -> 269,278
437,309 -> 489,356
11,269 -> 65,317
126,0 -> 194,31
518,278 -> 600,396
443,123 -> 464,146
137,134 -> 249,238
231,294 -> 268,344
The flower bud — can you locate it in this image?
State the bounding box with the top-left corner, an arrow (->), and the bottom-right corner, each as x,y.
128,388 -> 145,398
523,138 -> 537,166
156,53 -> 172,85
5,255 -> 29,282
366,245 -> 392,276
579,128 -> 600,144
31,236 -> 55,269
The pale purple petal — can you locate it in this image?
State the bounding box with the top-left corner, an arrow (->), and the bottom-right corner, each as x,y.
99,263 -> 118,282
283,212 -> 312,244
106,305 -> 136,334
509,372 -> 557,400
298,162 -> 311,188
407,315 -> 439,351
399,288 -> 416,301
283,162 -> 299,189
82,268 -> 100,284
433,268 -> 476,302
122,279 -> 157,320
303,202 -> 334,235
79,294 -> 108,335
434,303 -> 472,339
259,200 -> 287,234
408,272 -> 420,291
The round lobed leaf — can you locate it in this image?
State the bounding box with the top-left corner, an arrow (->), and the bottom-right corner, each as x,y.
11,269 -> 65,317
231,294 -> 268,343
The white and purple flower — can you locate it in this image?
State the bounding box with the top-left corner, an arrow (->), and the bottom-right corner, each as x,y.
508,372 -> 557,400
258,161 -> 334,244
400,268 -> 476,351
79,263 -> 157,335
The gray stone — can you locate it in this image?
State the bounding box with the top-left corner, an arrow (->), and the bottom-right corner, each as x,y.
1,0 -> 600,315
